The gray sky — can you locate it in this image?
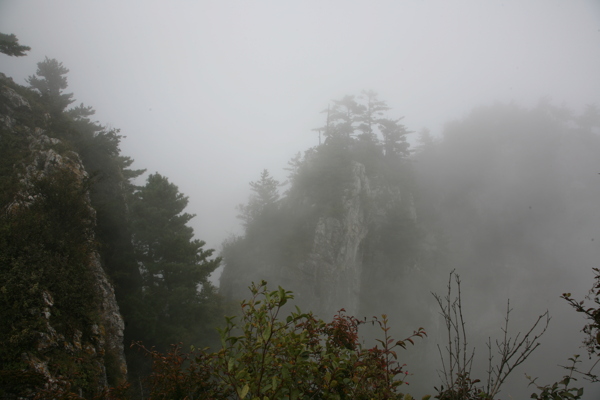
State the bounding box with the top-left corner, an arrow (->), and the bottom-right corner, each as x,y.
2,0 -> 600,259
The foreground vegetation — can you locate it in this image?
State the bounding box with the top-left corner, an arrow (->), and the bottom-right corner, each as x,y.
105,270 -> 597,399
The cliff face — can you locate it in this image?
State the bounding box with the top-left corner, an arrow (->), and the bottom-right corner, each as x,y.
295,161 -> 371,317
0,77 -> 127,396
220,150 -> 419,319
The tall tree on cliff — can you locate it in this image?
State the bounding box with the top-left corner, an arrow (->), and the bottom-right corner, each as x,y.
327,95 -> 362,142
357,90 -> 389,142
129,173 -> 222,351
27,57 -> 74,117
237,169 -> 281,228
27,58 -> 145,336
220,92 -> 421,320
69,107 -> 146,337
378,117 -> 411,158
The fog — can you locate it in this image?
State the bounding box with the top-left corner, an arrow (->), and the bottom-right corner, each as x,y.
404,101 -> 600,397
3,1 -> 600,397
3,1 -> 599,253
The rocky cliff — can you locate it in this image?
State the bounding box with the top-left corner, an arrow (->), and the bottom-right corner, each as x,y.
220,145 -> 421,319
0,76 -> 127,397
293,161 -> 371,317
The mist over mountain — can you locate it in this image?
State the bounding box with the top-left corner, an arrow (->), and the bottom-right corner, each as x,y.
2,1 -> 600,398
2,1 -> 599,255
2,52 -> 600,399
411,101 -> 600,397
219,95 -> 600,398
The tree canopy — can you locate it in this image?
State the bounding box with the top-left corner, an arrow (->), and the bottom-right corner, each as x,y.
0,33 -> 30,57
27,57 -> 74,116
130,173 -> 222,351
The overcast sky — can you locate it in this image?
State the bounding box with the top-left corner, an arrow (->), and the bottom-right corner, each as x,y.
2,1 -> 600,262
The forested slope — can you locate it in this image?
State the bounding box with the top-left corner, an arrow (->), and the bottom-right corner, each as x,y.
0,51 -> 223,397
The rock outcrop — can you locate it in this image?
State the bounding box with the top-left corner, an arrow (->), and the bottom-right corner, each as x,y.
296,161 -> 371,317
220,153 -> 419,319
0,76 -> 127,395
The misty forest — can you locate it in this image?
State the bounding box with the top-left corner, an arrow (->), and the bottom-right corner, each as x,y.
2,25 -> 600,400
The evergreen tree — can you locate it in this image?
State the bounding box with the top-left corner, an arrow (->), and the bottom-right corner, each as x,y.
33,63 -> 146,325
327,95 -> 362,141
378,117 -> 410,157
27,57 -> 74,116
0,33 -> 30,57
357,90 -> 389,141
237,169 -> 280,228
130,173 -> 221,350
221,92 -> 417,318
67,104 -> 146,334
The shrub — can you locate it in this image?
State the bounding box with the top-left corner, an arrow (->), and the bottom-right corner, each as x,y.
134,281 -> 427,400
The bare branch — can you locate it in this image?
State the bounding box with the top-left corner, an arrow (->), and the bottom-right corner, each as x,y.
433,271 -> 550,399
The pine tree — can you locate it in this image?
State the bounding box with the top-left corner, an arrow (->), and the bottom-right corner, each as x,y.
357,90 -> 389,141
237,169 -> 280,227
130,173 -> 221,350
378,117 -> 410,157
327,95 -> 362,141
37,67 -> 147,312
0,33 -> 30,57
27,57 -> 74,116
68,104 -> 146,326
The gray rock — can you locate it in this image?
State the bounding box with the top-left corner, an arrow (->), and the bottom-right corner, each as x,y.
2,82 -> 128,391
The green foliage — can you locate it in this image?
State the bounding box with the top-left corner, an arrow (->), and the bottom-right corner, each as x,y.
0,125 -> 29,207
9,68 -> 599,399
115,267 -> 600,399
356,90 -> 390,141
84,137 -> 143,310
1,64 -> 129,396
546,267 -> 600,394
293,91 -> 413,216
291,143 -> 354,218
27,57 -> 75,116
129,173 -> 222,351
5,60 -> 227,392
378,118 -> 410,158
129,343 -> 222,399
0,171 -> 98,330
22,59 -> 144,308
221,163 -> 321,301
237,169 -> 281,227
0,168 -> 105,397
221,92 -> 418,320
316,91 -> 410,159
55,74 -> 147,383
131,281 -> 427,400
0,32 -> 30,56
562,268 -> 600,363
528,356 -> 585,400
434,374 -> 488,400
